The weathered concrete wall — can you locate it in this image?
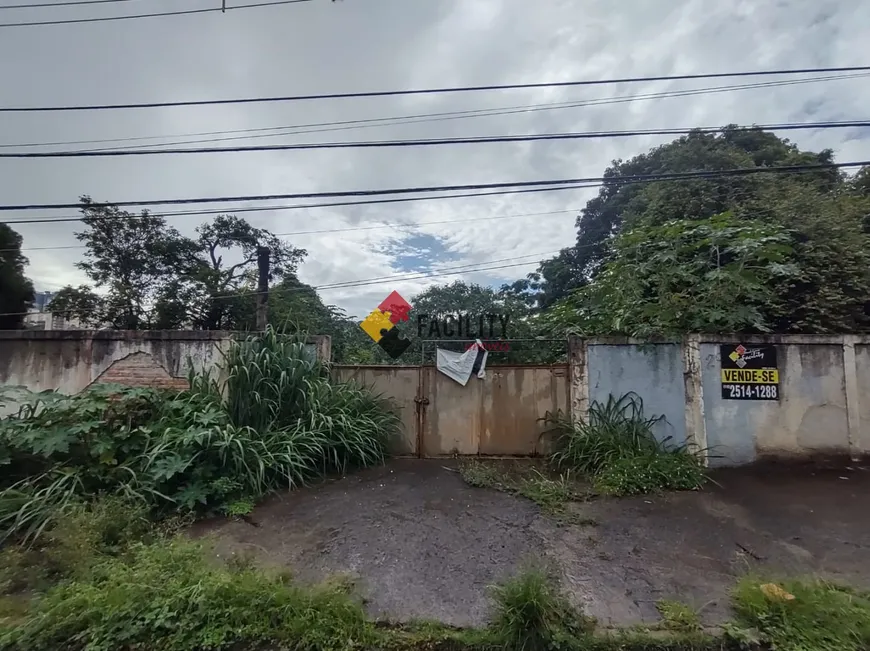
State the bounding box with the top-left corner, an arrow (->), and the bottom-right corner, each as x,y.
587,344 -> 687,446
569,335 -> 870,466
0,331 -> 329,416
700,339 -> 849,466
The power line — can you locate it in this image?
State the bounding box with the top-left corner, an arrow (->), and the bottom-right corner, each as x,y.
3,66 -> 870,111
0,252 -> 558,318
1,161 -> 864,213
6,73 -> 866,152
0,0 -> 312,28
13,209 -> 579,253
5,121 -> 866,158
1,184 -> 602,225
0,0 -> 139,9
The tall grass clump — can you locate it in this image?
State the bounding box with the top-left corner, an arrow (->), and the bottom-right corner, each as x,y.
488,566 -> 593,651
544,393 -> 706,496
730,577 -> 870,651
0,327 -> 399,543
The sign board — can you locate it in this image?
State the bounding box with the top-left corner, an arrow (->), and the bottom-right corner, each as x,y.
720,344 -> 779,401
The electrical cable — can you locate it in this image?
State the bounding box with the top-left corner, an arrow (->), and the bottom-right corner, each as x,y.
1,184 -> 602,224
4,121 -> 866,158
13,209 -> 580,253
2,65 -> 869,110
0,0 -> 139,9
5,73 -> 866,150
0,0 -> 312,27
0,161 -> 863,213
0,252 -> 560,318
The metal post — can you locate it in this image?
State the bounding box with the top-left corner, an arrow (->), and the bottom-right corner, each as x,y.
255,246 -> 269,331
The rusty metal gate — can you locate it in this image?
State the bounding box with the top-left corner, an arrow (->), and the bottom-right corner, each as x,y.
332,363 -> 569,457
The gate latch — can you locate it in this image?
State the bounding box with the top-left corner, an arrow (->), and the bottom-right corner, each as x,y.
414,397 -> 430,405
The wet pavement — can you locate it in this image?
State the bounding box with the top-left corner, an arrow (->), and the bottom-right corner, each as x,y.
193,459 -> 870,628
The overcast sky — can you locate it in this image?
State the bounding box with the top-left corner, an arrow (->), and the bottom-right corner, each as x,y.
1,0 -> 868,318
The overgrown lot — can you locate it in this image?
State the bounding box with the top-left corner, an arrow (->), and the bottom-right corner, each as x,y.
0,327 -> 400,543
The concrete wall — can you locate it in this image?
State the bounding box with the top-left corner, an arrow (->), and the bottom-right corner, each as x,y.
0,330 -> 329,416
569,335 -> 870,466
587,344 -> 686,446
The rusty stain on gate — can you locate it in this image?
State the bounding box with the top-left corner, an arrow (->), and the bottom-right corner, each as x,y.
332,363 -> 569,457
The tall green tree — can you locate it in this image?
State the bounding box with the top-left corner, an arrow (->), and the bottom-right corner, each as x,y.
537,128 -> 870,334
543,213 -> 797,337
49,198 -> 305,330
539,127 -> 839,305
0,224 -> 34,329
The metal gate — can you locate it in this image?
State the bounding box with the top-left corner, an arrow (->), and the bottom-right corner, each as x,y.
333,363 -> 570,457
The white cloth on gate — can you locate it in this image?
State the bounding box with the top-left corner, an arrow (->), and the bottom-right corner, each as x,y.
435,339 -> 488,386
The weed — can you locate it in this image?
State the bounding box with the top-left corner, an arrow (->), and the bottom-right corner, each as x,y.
656,600 -> 702,632
543,393 -> 707,496
458,462 -> 591,525
731,576 -> 870,651
1,537 -> 375,651
488,566 -> 594,651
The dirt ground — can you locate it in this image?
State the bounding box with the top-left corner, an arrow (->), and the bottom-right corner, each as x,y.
192,459 -> 870,628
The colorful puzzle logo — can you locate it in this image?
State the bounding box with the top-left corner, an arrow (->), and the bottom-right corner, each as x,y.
360,290 -> 413,359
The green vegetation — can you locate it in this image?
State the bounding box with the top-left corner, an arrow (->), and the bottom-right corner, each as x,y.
488,566 -> 594,651
0,327 -> 399,543
460,394 -> 705,507
729,577 -> 870,651
458,462 -> 593,525
538,132 -> 870,338
0,224 -> 33,330
655,600 -> 702,633
545,393 -> 706,496
0,502 -> 864,651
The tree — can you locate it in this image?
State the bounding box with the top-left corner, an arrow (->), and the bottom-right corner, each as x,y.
53,198 -> 306,331
543,213 -> 797,337
47,285 -> 105,328
0,224 -> 34,329
539,127 -> 840,303
537,128 -> 870,335
156,215 -> 306,331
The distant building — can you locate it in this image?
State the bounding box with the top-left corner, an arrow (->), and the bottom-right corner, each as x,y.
22,290 -> 88,330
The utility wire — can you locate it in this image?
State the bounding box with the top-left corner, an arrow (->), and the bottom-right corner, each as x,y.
5,121 -> 866,158
0,0 -> 139,9
1,161 -> 864,213
5,73 -> 866,151
1,184 -> 602,224
1,253 -> 557,318
0,0 -> 312,27
13,209 -> 579,253
2,66 -> 870,111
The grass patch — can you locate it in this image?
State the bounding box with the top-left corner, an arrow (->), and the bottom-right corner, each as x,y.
544,393 -> 707,496
488,566 -> 595,651
730,576 -> 870,651
0,536 -> 375,651
459,461 -> 594,525
655,600 -> 702,632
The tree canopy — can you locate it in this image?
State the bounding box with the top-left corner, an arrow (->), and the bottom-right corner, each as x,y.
0,224 -> 34,330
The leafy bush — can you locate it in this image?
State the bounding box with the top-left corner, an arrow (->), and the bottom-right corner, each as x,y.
488,566 -> 593,651
0,328 -> 399,543
731,577 -> 870,651
1,538 -> 374,651
544,393 -> 706,496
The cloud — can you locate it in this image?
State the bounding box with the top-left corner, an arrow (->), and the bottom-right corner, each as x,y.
1,0 -> 868,320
